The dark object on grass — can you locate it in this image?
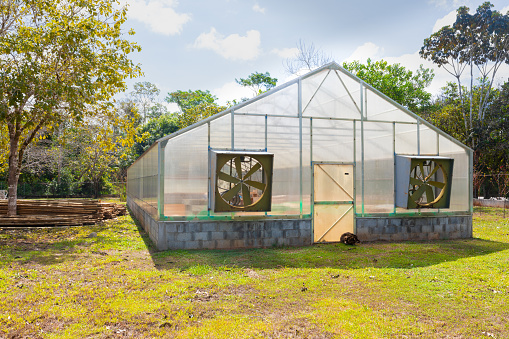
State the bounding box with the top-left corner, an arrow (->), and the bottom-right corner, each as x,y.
340,232 -> 360,245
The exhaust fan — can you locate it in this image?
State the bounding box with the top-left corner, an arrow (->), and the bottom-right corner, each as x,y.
210,151 -> 273,212
395,155 -> 454,209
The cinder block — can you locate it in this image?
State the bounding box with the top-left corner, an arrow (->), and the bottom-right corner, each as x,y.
185,223 -> 202,233
201,223 -> 217,232
215,239 -> 232,249
433,224 -> 444,233
176,232 -> 192,242
184,241 -> 200,250
284,230 -> 299,238
263,238 -> 276,247
385,226 -> 396,234
193,232 -> 210,241
164,223 -> 179,233
231,239 -> 245,248
225,231 -> 243,240
168,241 -> 185,250
388,218 -> 402,227
282,222 -> 295,230
210,232 -> 226,240
428,232 -> 440,240
422,225 -> 433,233
201,240 -> 216,249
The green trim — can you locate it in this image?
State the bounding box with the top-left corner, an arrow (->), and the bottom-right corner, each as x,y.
161,214 -> 313,222
314,201 -> 354,205
355,210 -> 471,218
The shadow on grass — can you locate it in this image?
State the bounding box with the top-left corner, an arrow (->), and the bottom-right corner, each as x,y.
146,237 -> 509,271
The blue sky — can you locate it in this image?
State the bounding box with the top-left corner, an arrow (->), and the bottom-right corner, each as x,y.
120,0 -> 509,107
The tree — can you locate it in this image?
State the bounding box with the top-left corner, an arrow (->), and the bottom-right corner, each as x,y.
284,39 -> 332,74
131,81 -> 162,123
342,59 -> 435,114
420,2 -> 509,139
133,114 -> 179,157
0,0 -> 141,216
165,90 -> 225,129
235,72 -> 277,96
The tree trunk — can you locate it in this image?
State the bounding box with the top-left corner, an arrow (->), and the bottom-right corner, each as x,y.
7,133 -> 20,217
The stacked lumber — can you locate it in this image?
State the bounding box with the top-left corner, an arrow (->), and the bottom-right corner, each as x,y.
0,199 -> 127,227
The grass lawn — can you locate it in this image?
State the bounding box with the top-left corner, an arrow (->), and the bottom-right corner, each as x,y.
0,207 -> 508,338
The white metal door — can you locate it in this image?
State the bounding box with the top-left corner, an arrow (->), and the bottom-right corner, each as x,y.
313,164 -> 354,243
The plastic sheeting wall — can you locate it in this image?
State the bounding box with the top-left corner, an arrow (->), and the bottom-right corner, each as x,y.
127,144 -> 159,218
127,65 -> 472,220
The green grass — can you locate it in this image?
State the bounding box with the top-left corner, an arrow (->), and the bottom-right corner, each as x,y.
0,207 -> 508,338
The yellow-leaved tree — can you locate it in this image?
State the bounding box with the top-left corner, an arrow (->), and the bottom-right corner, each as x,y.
0,0 -> 141,216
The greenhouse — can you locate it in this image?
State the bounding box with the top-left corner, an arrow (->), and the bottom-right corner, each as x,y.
127,62 -> 473,250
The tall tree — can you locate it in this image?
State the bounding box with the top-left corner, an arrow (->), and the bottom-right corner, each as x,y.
235,72 -> 277,96
342,59 -> 435,114
420,2 -> 509,139
131,81 -> 161,123
0,0 -> 141,216
165,90 -> 225,129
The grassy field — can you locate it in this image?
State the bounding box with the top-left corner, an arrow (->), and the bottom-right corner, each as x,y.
0,207 -> 508,338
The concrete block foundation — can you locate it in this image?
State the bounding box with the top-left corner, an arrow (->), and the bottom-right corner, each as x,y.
128,196 -> 472,250
356,215 -> 472,242
127,196 -> 312,250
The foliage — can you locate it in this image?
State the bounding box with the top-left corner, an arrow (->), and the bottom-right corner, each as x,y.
133,113 -> 179,157
0,0 -> 141,215
420,2 -> 509,137
165,90 -> 225,129
235,72 -> 278,95
342,59 -> 435,114
0,210 -> 509,337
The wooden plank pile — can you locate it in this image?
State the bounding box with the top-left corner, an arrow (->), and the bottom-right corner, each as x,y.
0,199 -> 127,226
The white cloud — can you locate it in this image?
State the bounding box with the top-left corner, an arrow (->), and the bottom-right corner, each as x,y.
212,81 -> 254,105
432,10 -> 457,33
428,0 -> 464,9
127,0 -> 190,35
344,42 -> 384,63
271,47 -> 299,59
502,5 -> 509,14
253,3 -> 266,14
193,28 -> 261,61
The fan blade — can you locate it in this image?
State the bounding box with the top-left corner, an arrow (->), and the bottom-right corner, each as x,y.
428,180 -> 445,189
245,180 -> 266,191
234,156 -> 243,178
243,162 -> 261,180
425,185 -> 435,203
419,162 -> 425,179
218,171 -> 240,184
410,177 -> 424,186
409,184 -> 427,202
221,183 -> 241,201
425,163 -> 440,181
242,184 -> 252,206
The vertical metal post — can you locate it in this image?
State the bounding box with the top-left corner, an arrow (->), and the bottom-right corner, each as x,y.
353,119 -> 357,231
393,122 -> 396,214
231,110 -> 235,150
265,114 -> 268,151
417,119 -> 420,156
310,117 -> 313,221
298,78 -> 303,217
469,149 -> 473,213
360,81 -> 365,215
207,122 -> 211,216
157,142 -> 165,220
436,132 -> 440,156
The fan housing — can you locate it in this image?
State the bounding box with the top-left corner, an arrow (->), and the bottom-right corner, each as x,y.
210,151 -> 273,212
395,155 -> 454,209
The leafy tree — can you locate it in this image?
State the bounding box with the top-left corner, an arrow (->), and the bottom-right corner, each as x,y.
133,114 -> 179,157
235,72 -> 278,95
0,0 -> 141,215
165,90 -> 225,129
420,2 -> 509,138
342,59 -> 435,114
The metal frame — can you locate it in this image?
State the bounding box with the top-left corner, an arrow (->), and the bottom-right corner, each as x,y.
128,62 -> 473,223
